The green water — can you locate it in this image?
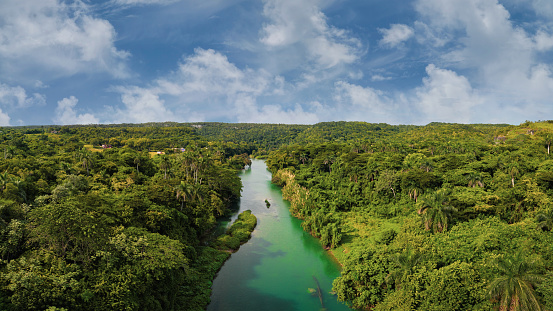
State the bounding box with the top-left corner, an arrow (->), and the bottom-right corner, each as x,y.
207,159 -> 352,311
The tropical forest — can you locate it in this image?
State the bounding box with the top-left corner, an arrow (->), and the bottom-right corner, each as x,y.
1,120 -> 553,311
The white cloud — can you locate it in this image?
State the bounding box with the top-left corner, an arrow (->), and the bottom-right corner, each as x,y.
379,24 -> 414,48
334,81 -> 387,109
111,0 -> 179,5
530,0 -> 553,18
534,29 -> 553,51
0,83 -> 45,109
260,0 -> 361,69
233,94 -> 319,124
54,96 -> 99,125
167,48 -> 270,97
0,0 -> 129,80
111,48 -> 316,123
413,21 -> 450,47
371,74 -> 392,81
330,81 -> 401,122
112,87 -> 174,123
415,64 -> 482,123
0,82 -> 48,125
0,110 -> 11,126
414,0 -> 553,122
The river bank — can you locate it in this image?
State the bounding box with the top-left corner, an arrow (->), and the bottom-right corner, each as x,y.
207,159 -> 352,311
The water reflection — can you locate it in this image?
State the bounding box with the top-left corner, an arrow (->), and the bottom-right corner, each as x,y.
207,160 -> 351,311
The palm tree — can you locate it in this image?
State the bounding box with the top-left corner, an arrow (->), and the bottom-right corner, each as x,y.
299,152 -> 309,165
195,155 -> 212,184
387,248 -> 423,289
420,160 -> 434,172
0,171 -> 10,191
159,155 -> 171,180
134,157 -> 141,173
174,181 -> 193,211
78,148 -> 93,175
417,189 -> 457,233
508,165 -> 520,188
179,152 -> 194,178
408,187 -> 422,202
488,252 -> 544,311
536,209 -> 553,231
540,132 -> 553,155
466,172 -> 484,188
322,154 -> 336,173
507,162 -> 520,188
3,146 -> 14,159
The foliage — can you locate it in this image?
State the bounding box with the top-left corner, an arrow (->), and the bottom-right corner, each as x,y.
264,121 -> 553,310
215,210 -> 257,250
2,120 -> 553,311
0,123 -> 247,311
488,252 -> 544,311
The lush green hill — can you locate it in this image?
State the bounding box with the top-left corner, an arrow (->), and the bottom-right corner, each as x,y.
0,124 -> 248,311
2,120 -> 552,311
266,121 -> 553,310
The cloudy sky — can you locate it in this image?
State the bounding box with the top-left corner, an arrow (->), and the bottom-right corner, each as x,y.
1,0 -> 553,126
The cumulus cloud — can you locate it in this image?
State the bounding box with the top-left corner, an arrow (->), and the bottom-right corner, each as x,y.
0,83 -> 45,109
232,94 -> 319,124
371,75 -> 392,81
260,0 -> 361,69
0,83 -> 48,126
530,0 -> 553,18
0,111 -> 11,126
330,81 -> 403,122
111,0 -> 179,5
54,96 -> 99,125
414,0 -> 553,121
415,64 -> 482,123
112,87 -> 175,124
334,81 -> 387,109
379,24 -> 414,48
0,0 -> 129,80
111,48 -> 318,124
166,48 -> 270,97
534,30 -> 553,51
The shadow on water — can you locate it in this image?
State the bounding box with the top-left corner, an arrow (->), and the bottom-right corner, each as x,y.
207,244 -> 296,311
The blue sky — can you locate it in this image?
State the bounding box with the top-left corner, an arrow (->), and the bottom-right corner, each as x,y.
1,0 -> 553,126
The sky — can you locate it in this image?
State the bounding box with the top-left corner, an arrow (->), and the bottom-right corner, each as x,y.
1,0 -> 553,126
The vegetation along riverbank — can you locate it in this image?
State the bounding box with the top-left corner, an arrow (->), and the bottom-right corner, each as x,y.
1,120 -> 553,310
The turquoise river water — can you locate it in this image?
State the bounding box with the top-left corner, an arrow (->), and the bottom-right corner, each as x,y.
207,159 -> 352,311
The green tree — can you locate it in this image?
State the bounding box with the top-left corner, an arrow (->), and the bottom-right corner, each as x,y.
466,172 -> 484,188
0,171 -> 10,191
174,181 -> 193,211
159,155 -> 171,180
134,156 -> 141,173
417,189 -> 457,233
3,146 -> 14,159
77,148 -> 93,176
488,252 -> 544,311
539,132 -> 553,155
536,209 -> 553,231
2,251 -> 83,311
508,164 -> 520,188
386,248 -> 423,289
375,170 -> 398,198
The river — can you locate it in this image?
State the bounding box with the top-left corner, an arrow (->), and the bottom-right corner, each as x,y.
207,159 -> 352,311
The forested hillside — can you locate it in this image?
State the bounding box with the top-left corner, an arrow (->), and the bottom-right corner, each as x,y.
0,125 -> 253,311
266,120 -> 553,310
2,120 -> 552,311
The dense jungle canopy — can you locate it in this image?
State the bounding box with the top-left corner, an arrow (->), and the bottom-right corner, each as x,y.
1,120 -> 553,310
